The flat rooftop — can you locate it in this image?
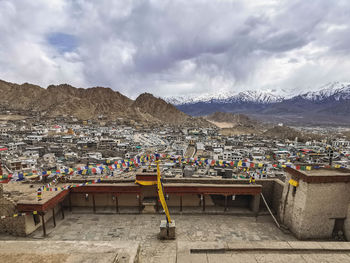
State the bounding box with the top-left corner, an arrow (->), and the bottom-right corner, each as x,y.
3,183 -> 65,204
286,167 -> 350,183
303,168 -> 350,177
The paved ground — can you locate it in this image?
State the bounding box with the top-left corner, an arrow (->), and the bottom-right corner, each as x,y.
0,240 -> 139,263
1,213 -> 349,262
177,241 -> 350,263
31,213 -> 295,262
31,213 -> 294,243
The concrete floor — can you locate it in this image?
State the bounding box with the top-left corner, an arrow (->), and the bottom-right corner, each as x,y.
30,213 -> 295,242
33,212 -> 295,262
1,212 -> 349,262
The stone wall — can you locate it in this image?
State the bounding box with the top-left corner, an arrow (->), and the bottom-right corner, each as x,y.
249,179 -> 284,214
272,180 -> 284,216
279,172 -> 350,240
1,183 -> 62,237
69,193 -> 139,208
299,182 -> 350,239
0,185 -> 26,236
279,174 -> 309,239
344,203 -> 350,241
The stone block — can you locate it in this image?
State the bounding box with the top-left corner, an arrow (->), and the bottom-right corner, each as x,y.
168,220 -> 176,239
159,220 -> 168,239
159,220 -> 176,239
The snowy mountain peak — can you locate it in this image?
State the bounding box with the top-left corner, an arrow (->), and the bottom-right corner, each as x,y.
234,90 -> 284,103
164,89 -> 284,105
164,91 -> 234,105
299,82 -> 350,101
164,82 -> 350,105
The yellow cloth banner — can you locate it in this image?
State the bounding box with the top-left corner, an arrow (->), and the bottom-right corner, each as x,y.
289,179 -> 299,187
156,161 -> 172,223
135,180 -> 157,186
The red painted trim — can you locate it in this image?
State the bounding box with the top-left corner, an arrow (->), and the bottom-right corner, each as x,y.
164,185 -> 261,195
17,190 -> 69,212
136,175 -> 157,181
70,185 -> 141,194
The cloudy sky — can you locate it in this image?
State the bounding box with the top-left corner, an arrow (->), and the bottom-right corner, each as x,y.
1,0 -> 350,98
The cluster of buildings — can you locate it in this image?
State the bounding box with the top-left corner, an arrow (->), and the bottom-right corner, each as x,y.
0,116 -> 350,242
1,117 -> 350,178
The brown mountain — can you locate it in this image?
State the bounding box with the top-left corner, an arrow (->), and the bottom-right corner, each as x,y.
0,79 -> 211,126
206,112 -> 255,125
133,93 -> 210,126
205,112 -> 260,135
263,125 -> 324,142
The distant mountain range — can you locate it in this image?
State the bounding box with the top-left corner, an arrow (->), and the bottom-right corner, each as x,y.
0,80 -> 211,127
165,82 -> 350,125
2,78 -> 350,126
165,82 -> 350,105
166,89 -> 285,105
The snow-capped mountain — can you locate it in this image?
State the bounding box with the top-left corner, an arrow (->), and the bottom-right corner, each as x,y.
165,82 -> 350,106
298,82 -> 350,101
165,89 -> 285,105
165,91 -> 236,105
168,81 -> 350,124
224,90 -> 284,104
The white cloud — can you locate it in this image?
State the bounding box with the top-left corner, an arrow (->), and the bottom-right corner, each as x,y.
0,0 -> 350,97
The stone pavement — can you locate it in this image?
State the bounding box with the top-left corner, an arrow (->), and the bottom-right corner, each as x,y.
31,213 -> 295,262
177,241 -> 350,263
0,240 -> 139,263
1,213 -> 349,262
30,213 -> 295,242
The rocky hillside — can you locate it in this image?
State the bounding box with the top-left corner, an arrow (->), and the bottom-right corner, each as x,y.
263,125 -> 324,142
206,112 -> 253,124
133,93 -> 188,124
0,79 -> 211,127
205,112 -> 261,135
132,93 -> 211,126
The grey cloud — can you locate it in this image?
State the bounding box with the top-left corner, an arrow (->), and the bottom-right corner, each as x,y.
1,0 -> 350,97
